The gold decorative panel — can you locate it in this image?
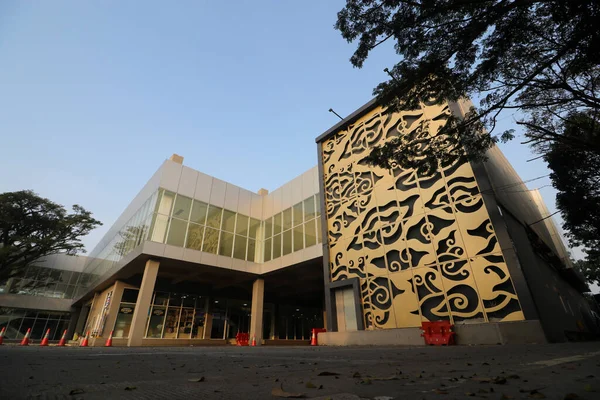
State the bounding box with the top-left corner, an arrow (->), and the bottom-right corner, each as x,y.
320,102 -> 524,328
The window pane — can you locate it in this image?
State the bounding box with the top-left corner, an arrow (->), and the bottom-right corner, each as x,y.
283,208 -> 292,230
282,230 -> 292,256
185,223 -> 204,250
315,195 -> 321,216
202,227 -> 219,254
293,225 -> 303,251
293,203 -> 303,227
248,218 -> 260,239
317,218 -> 322,243
219,231 -> 234,257
146,307 -> 166,338
304,197 -> 316,221
122,288 -> 139,303
150,214 -> 169,243
172,195 -> 192,220
263,238 -> 272,262
273,213 -> 282,235
264,217 -> 272,238
222,210 -> 236,233
158,191 -> 175,215
305,220 -> 316,247
247,239 -> 256,262
190,200 -> 208,224
273,234 -> 281,259
233,235 -> 247,260
236,214 -> 249,236
205,205 -> 223,228
166,218 -> 187,247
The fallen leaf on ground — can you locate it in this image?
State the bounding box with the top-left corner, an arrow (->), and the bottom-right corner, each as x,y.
352,372 -> 361,378
371,376 -> 400,381
465,393 -> 475,397
188,377 -> 205,382
501,395 -> 514,399
69,389 -> 85,395
271,384 -> 305,398
563,394 -> 581,399
305,382 -> 316,389
584,384 -> 595,392
473,377 -> 492,383
433,388 -> 448,394
318,371 -> 340,376
124,386 -> 137,391
318,385 -> 323,389
360,379 -> 372,385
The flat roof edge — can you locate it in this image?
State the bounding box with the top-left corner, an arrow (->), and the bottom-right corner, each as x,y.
315,98 -> 379,143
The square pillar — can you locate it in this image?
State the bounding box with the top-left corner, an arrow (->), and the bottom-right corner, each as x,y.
249,278 -> 264,345
127,259 -> 160,347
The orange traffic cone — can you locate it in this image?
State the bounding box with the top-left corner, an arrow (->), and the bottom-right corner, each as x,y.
20,328 -> 31,346
0,326 -> 5,345
57,330 -> 67,346
310,330 -> 318,346
251,336 -> 257,346
80,331 -> 89,347
40,329 -> 51,346
105,330 -> 114,347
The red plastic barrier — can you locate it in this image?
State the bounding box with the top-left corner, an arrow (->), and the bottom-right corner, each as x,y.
420,321 -> 455,346
235,332 -> 249,346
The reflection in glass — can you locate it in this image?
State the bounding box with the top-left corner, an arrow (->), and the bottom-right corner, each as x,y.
283,208 -> 292,231
163,308 -> 181,338
222,210 -> 236,233
172,195 -> 192,220
248,218 -> 260,239
185,223 -> 204,250
236,214 -> 249,236
166,218 -> 187,247
315,195 -> 321,216
202,227 -> 219,254
293,203 -> 303,227
190,200 -> 208,224
158,191 -> 175,215
282,230 -> 292,256
263,217 -> 272,238
273,234 -> 281,259
273,214 -> 282,235
263,238 -> 272,262
316,218 -> 322,243
304,197 -> 316,221
219,231 -> 234,257
293,225 -> 304,252
233,235 -> 247,260
146,307 -> 166,338
150,214 -> 169,243
305,219 -> 316,247
205,205 -> 223,228
247,238 -> 256,262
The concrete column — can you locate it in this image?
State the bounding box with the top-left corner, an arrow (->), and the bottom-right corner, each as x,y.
74,306 -> 89,339
249,278 -> 264,345
66,307 -> 81,339
203,297 -> 213,339
127,259 -> 159,347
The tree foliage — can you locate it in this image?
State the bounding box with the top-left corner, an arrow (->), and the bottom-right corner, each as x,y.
0,190 -> 102,282
336,0 -> 600,172
545,112 -> 600,282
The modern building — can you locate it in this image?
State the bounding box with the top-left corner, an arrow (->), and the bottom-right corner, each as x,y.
1,98 -> 596,345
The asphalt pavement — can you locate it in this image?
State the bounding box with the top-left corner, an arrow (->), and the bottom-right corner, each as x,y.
1,342 -> 600,399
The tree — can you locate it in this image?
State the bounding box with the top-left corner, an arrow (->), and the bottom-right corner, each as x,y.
545,112 -> 600,282
335,0 -> 600,173
0,190 -> 102,285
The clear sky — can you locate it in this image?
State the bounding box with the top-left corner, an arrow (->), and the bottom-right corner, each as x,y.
0,0 -> 577,263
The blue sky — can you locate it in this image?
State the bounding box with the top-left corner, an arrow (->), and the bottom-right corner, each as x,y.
0,0 -> 574,259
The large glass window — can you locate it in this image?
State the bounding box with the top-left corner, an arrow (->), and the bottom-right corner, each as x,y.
157,191 -> 175,215
190,200 -> 208,224
166,218 -> 187,247
219,231 -> 234,257
282,230 -> 292,256
205,205 -> 223,229
172,195 -> 192,220
305,219 -> 317,247
273,234 -> 281,259
233,235 -> 247,260
150,214 -> 169,243
283,208 -> 292,231
185,223 -> 204,251
304,196 -> 316,221
293,203 -> 303,227
248,218 -> 261,240
247,239 -> 256,262
222,210 -> 236,233
236,215 -> 249,236
263,238 -> 272,262
273,214 -> 282,235
293,224 -> 304,252
202,228 -> 219,254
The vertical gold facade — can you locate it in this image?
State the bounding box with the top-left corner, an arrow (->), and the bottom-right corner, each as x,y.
320,102 -> 525,329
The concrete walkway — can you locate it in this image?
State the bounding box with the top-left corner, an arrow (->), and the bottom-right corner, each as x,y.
1,343 -> 599,399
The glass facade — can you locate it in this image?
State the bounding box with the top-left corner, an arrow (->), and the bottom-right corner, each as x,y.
0,265 -> 91,300
148,190 -> 262,262
0,307 -> 70,340
262,195 -> 322,262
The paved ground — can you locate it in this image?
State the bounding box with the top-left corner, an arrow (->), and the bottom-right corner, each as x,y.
1,343 -> 600,400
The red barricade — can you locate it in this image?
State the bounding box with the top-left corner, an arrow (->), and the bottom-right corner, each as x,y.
420,321 -> 456,346
235,332 -> 249,346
